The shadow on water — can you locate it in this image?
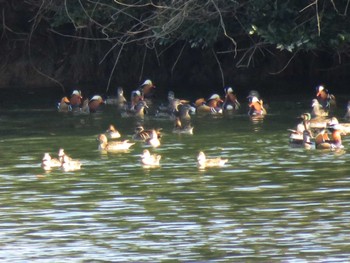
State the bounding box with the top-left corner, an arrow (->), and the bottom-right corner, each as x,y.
0,92 -> 350,262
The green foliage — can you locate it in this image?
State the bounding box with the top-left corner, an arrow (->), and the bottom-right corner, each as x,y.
23,0 -> 350,60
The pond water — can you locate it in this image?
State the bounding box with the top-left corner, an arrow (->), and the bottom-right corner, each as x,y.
1,97 -> 350,262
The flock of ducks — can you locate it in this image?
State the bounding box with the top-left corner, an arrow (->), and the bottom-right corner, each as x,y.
48,80 -> 349,172
289,85 -> 350,151
41,149 -> 82,172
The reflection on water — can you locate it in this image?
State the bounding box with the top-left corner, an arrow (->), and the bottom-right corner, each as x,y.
1,106 -> 350,262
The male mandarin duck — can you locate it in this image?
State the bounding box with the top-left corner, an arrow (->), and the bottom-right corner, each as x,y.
195,94 -> 223,115
61,154 -> 82,172
316,85 -> 336,110
206,94 -> 224,113
105,124 -> 121,139
41,153 -> 61,171
70,90 -> 83,109
139,79 -> 156,99
315,118 -> 344,150
88,95 -> 105,113
57,96 -> 71,112
97,134 -> 135,152
132,126 -> 162,141
141,149 -> 161,167
248,96 -> 267,116
145,129 -> 161,148
197,151 -> 228,169
223,87 -> 240,112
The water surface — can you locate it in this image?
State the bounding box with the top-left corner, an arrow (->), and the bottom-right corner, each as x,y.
1,103 -> 350,262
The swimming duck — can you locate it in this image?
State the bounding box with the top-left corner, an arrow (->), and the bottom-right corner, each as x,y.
132,126 -> 162,141
316,85 -> 336,111
57,96 -> 71,112
97,134 -> 135,152
315,119 -> 344,150
88,95 -> 105,113
140,149 -> 161,167
105,124 -> 121,139
116,87 -> 128,111
41,153 -> 62,171
248,96 -> 267,116
130,90 -> 143,111
61,154 -> 82,172
289,113 -> 314,148
139,79 -> 156,99
223,87 -> 240,112
197,151 -> 228,169
145,129 -> 161,148
195,94 -> 223,115
311,99 -> 328,118
79,98 -> 90,114
172,117 -> 194,135
157,91 -> 192,118
70,90 -> 83,110
105,87 -> 128,109
133,100 -> 149,118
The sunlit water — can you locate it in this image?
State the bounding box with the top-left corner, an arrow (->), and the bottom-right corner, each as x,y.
1,102 -> 350,262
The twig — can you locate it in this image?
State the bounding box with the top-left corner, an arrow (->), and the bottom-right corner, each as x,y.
212,48 -> 225,87
269,50 -> 299,75
171,41 -> 186,75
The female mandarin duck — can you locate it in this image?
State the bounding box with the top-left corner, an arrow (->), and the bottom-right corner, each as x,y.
105,124 -> 121,139
61,154 -> 82,172
289,113 -> 314,148
133,100 -> 149,118
57,97 -> 71,112
88,95 -> 105,113
41,153 -> 62,171
97,134 -> 134,152
141,149 -> 161,167
70,90 -> 83,110
223,87 -> 240,112
130,90 -> 143,111
58,148 -> 69,164
116,87 -> 128,111
145,129 -> 161,148
311,99 -> 328,118
132,126 -> 162,141
197,151 -> 228,169
248,96 -> 267,116
172,117 -> 194,135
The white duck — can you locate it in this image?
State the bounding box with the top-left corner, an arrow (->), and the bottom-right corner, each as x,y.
105,124 -> 121,139
145,129 -> 161,148
61,154 -> 82,172
197,151 -> 228,169
41,153 -> 62,171
141,149 -> 161,167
